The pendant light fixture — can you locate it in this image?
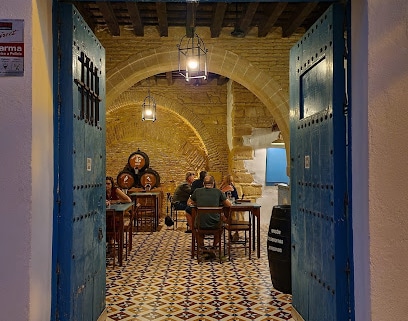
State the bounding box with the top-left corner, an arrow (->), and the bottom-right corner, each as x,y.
177,1 -> 208,82
141,79 -> 156,121
177,31 -> 208,82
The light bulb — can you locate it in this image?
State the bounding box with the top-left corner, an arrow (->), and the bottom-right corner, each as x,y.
187,59 -> 198,70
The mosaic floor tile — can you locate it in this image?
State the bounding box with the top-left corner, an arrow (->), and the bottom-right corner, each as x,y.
106,222 -> 293,320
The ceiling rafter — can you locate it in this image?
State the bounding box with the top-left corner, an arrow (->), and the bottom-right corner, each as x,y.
98,2 -> 120,36
186,2 -> 198,36
70,1 -> 334,84
239,2 -> 259,35
156,2 -> 168,37
210,3 -> 227,38
165,72 -> 173,86
258,2 -> 288,37
282,2 -> 318,38
126,2 -> 144,37
72,2 -> 333,39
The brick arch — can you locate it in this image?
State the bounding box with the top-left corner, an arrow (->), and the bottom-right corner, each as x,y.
108,90 -> 223,172
106,46 -> 290,146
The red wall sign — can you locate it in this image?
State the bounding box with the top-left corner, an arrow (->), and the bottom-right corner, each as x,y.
0,19 -> 24,76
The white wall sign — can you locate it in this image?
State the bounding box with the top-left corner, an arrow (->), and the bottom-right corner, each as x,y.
305,155 -> 310,169
0,19 -> 24,77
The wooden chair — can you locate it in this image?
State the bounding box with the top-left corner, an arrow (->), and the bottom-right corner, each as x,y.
191,207 -> 224,263
106,209 -> 120,268
170,197 -> 188,231
134,194 -> 157,233
106,208 -> 132,268
223,207 -> 251,260
123,207 -> 133,255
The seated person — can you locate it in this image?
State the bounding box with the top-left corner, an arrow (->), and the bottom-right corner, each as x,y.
220,174 -> 241,241
187,175 -> 231,248
106,176 -> 132,206
173,172 -> 195,232
190,170 -> 207,195
219,174 -> 239,200
172,171 -> 195,210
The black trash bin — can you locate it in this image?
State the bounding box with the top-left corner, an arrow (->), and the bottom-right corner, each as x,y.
267,205 -> 291,294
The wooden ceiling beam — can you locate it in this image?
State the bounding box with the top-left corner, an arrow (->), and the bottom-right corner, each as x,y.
282,2 -> 318,38
210,3 -> 227,38
156,2 -> 168,37
217,76 -> 229,86
165,72 -> 173,86
258,2 -> 288,37
186,2 -> 198,37
126,2 -> 144,37
98,2 -> 120,36
239,2 -> 259,35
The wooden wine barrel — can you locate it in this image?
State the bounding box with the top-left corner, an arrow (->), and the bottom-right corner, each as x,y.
116,170 -> 137,189
128,150 -> 149,173
139,168 -> 160,189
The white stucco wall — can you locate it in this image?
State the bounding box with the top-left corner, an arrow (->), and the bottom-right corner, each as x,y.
31,0 -> 53,320
366,0 -> 408,320
0,2 -> 32,320
351,1 -> 371,319
0,0 -> 53,321
244,148 -> 279,225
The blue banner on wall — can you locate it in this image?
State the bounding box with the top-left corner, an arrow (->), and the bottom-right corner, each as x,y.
266,148 -> 289,185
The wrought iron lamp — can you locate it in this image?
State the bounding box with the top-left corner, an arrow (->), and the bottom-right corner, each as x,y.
141,88 -> 156,121
177,31 -> 208,81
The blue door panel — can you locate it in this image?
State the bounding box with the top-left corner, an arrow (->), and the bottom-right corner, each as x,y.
290,3 -> 352,321
55,3 -> 106,320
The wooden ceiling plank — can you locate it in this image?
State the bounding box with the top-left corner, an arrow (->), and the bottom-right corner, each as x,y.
186,2 -> 198,37
98,2 -> 120,36
239,2 -> 259,34
282,2 -> 318,38
186,2 -> 198,28
210,3 -> 227,38
156,2 -> 168,37
258,2 -> 288,37
126,2 -> 144,37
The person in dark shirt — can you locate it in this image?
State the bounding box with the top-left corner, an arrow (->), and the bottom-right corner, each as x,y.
172,171 -> 195,211
187,175 -> 231,248
190,170 -> 207,195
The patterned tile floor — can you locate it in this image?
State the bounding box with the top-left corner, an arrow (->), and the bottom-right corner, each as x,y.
106,222 -> 293,321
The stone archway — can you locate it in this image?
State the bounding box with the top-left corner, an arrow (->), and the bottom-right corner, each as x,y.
106,46 -> 290,148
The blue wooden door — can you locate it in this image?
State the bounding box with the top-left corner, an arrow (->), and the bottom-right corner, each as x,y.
290,3 -> 353,321
54,3 -> 106,320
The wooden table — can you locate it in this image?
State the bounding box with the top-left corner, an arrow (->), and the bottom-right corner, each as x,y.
107,202 -> 134,266
190,203 -> 262,258
129,192 -> 160,231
